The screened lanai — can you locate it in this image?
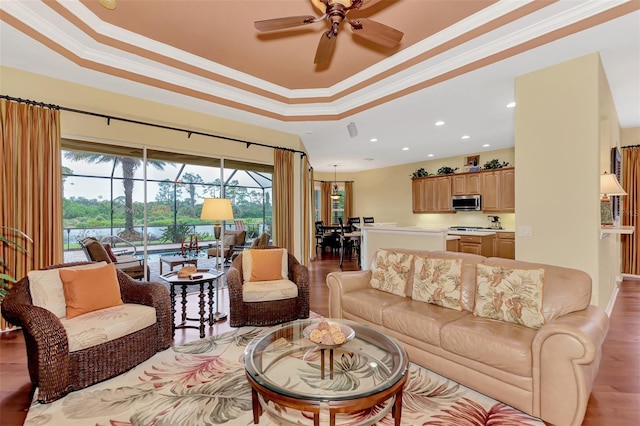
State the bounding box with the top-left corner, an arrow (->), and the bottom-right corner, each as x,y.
61,139 -> 272,259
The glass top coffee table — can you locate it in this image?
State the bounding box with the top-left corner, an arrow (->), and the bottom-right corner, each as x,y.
244,319 -> 408,426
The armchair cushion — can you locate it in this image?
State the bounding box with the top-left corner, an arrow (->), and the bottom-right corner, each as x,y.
242,279 -> 299,302
60,263 -> 124,319
60,303 -> 157,352
27,262 -> 107,319
242,248 -> 288,282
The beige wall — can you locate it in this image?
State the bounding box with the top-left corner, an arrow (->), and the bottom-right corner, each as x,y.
621,127 -> 640,146
1,66 -> 308,257
515,53 -> 622,308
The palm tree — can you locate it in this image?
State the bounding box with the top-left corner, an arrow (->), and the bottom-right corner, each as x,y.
63,151 -> 165,237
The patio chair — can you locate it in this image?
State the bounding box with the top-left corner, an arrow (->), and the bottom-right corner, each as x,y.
79,237 -> 148,280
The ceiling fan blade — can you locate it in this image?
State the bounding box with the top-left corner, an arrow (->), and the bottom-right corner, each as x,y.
349,18 -> 403,48
254,15 -> 318,32
314,30 -> 337,65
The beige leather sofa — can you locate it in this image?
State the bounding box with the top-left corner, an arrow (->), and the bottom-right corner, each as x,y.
327,249 -> 609,426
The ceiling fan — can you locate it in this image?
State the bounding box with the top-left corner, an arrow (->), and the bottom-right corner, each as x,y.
254,0 -> 403,65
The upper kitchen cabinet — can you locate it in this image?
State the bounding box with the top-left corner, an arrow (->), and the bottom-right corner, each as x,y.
412,168 -> 514,214
451,173 -> 482,196
411,176 -> 453,213
481,168 -> 515,213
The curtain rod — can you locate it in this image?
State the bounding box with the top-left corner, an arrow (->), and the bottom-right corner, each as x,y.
315,180 -> 354,183
0,94 -> 307,157
621,144 -> 640,149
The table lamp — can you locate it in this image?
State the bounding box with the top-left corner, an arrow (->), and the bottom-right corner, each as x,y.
200,198 -> 234,321
600,172 -> 626,226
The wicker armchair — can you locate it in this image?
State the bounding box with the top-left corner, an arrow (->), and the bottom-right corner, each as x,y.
227,246 -> 309,327
1,262 -> 172,403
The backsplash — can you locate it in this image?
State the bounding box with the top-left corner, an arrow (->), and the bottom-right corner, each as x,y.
415,212 -> 515,230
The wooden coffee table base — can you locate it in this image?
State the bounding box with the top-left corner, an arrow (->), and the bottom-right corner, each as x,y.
246,371 -> 407,426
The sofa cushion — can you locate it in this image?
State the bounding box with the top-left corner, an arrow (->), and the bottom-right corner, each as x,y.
60,303 -> 157,352
412,256 -> 463,311
483,257 -> 591,323
474,264 -> 545,329
27,262 -> 108,319
369,249 -> 414,297
341,288 -> 406,325
440,314 -> 537,377
60,263 -> 124,319
383,299 -> 469,347
242,279 -> 298,302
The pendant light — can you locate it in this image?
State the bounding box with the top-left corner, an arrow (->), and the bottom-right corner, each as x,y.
330,165 -> 341,200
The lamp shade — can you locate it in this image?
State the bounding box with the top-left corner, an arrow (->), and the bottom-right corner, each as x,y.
200,198 -> 234,221
600,173 -> 627,196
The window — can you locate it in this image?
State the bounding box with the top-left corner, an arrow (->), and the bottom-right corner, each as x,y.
61,140 -> 272,255
331,184 -> 345,224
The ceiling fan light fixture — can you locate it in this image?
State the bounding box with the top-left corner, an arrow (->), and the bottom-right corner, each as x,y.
99,0 -> 117,10
310,0 -> 353,13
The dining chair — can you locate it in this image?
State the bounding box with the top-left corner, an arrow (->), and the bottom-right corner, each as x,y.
338,218 -> 360,267
347,217 -> 360,233
363,216 -> 375,224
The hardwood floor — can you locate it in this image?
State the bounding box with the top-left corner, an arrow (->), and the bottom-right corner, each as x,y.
0,253 -> 638,425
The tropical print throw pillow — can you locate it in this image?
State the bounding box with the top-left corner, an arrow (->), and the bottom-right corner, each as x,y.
412,257 -> 463,311
474,264 -> 545,329
369,249 -> 413,297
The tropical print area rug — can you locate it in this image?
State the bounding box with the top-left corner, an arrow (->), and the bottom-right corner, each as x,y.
25,327 -> 544,426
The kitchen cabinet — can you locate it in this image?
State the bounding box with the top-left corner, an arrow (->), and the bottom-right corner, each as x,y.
446,237 -> 460,252
411,168 -> 513,214
456,234 -> 495,257
411,176 -> 451,213
451,173 -> 482,196
481,168 -> 515,213
495,232 -> 515,259
435,176 -> 453,212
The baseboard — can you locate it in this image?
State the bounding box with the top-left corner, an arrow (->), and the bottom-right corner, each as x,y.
605,285 -> 619,317
622,273 -> 640,279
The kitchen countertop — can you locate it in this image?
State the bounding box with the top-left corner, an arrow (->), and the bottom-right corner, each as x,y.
447,230 -> 497,236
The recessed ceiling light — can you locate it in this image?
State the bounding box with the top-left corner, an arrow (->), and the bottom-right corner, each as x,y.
369,138 -> 378,142
482,144 -> 491,148
428,154 -> 434,157
364,158 -> 375,161
461,135 -> 470,140
305,130 -> 313,134
506,102 -> 516,108
402,147 -> 410,151
435,121 -> 445,126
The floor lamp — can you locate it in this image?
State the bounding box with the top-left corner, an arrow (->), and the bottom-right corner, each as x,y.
200,198 -> 234,321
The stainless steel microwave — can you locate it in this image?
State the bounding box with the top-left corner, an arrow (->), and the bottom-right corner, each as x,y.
451,195 -> 481,211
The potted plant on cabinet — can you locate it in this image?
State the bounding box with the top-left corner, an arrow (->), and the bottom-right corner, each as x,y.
482,159 -> 510,170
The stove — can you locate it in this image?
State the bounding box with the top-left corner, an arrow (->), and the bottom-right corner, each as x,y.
449,226 -> 504,231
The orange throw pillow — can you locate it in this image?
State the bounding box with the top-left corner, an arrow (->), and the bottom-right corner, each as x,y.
59,263 -> 124,319
250,249 -> 285,282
